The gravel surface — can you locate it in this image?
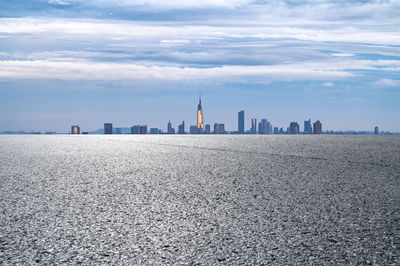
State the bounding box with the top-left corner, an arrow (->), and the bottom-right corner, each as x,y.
1,135 -> 399,264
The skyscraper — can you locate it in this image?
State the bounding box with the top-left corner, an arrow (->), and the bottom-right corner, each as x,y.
267,121 -> 273,134
167,121 -> 175,134
304,119 -> 312,134
214,123 -> 219,134
104,123 -> 112,134
71,125 -> 80,134
313,120 -> 322,134
139,126 -> 147,134
258,119 -> 266,134
238,110 -> 244,134
131,125 -> 147,134
205,124 -> 211,134
375,126 -> 379,135
251,118 -> 257,134
214,123 -> 225,134
190,125 -> 199,134
197,96 -> 204,133
131,125 -> 140,134
289,122 -> 300,134
258,119 -> 272,134
178,121 -> 185,134
219,124 -> 225,134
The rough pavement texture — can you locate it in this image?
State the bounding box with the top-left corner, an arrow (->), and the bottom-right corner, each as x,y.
1,135 -> 399,264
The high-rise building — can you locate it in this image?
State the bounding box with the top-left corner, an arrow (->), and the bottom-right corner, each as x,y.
131,125 -> 147,134
289,122 -> 300,134
273,127 -> 279,134
214,123 -> 225,134
219,124 -> 225,134
197,96 -> 204,133
214,123 -> 219,134
131,125 -> 140,134
374,126 -> 379,135
178,121 -> 185,134
104,123 -> 113,134
71,125 -> 80,134
139,126 -> 147,134
258,120 -> 265,134
313,120 -> 322,134
304,119 -> 312,134
279,127 -> 284,134
190,125 -> 199,134
251,118 -> 257,134
238,110 -> 244,134
267,121 -> 273,134
258,119 -> 272,134
149,128 -> 161,134
167,121 -> 175,134
205,124 -> 211,134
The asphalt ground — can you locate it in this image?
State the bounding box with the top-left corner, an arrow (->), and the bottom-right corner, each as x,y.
1,135 -> 399,264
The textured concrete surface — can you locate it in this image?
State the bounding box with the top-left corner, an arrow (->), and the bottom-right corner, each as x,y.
1,135 -> 399,264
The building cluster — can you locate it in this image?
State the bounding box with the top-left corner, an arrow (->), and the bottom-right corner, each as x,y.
185,97 -> 226,134
131,125 -> 148,134
70,97 -> 381,135
240,118 -> 322,135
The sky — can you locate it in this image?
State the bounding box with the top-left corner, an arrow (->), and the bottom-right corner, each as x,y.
0,0 -> 399,133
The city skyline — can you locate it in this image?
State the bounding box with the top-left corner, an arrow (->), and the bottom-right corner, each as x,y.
0,95 -> 394,134
0,1 -> 399,132
62,98 -> 390,135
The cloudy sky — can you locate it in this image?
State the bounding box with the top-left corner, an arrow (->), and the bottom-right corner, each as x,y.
0,0 -> 399,132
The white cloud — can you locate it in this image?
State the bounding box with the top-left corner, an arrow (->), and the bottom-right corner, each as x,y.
1,57 -> 398,83
48,0 -> 71,5
323,82 -> 334,87
85,0 -> 251,9
161,39 -> 190,44
331,53 -> 354,57
0,60 -> 353,82
0,18 -> 400,45
374,78 -> 398,87
0,4 -> 398,87
71,0 -> 400,20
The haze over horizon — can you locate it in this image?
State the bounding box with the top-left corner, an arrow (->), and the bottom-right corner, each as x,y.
0,0 -> 399,132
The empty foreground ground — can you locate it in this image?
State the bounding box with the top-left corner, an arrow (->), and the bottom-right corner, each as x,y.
1,135 -> 399,264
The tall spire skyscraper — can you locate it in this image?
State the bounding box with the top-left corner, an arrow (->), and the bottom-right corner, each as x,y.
197,94 -> 204,133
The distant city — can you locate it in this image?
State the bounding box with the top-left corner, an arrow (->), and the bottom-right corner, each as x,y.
1,97 -> 396,135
